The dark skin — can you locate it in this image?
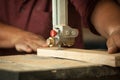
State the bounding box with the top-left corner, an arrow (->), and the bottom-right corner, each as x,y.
0,23 -> 48,52
0,0 -> 120,53
91,0 -> 120,53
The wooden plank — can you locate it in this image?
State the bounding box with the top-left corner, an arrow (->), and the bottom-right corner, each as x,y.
0,55 -> 100,72
37,47 -> 120,67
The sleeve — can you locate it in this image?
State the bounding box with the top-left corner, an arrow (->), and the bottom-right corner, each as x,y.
0,0 -> 7,22
70,0 -> 100,34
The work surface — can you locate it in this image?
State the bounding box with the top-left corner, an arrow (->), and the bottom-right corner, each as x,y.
0,54 -> 120,80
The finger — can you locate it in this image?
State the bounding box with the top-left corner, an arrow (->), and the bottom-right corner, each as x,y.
27,41 -> 48,51
33,37 -> 48,46
113,35 -> 120,49
15,43 -> 32,53
107,38 -> 118,53
42,42 -> 48,47
22,35 -> 48,51
33,40 -> 48,47
28,35 -> 48,46
27,38 -> 48,48
26,41 -> 42,52
107,46 -> 117,54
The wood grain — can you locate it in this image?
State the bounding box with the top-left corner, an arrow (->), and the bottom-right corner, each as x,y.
37,47 -> 120,67
0,55 -> 120,80
0,54 -> 100,72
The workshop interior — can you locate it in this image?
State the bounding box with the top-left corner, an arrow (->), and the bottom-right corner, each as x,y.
0,0 -> 120,80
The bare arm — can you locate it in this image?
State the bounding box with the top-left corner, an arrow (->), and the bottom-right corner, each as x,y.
91,0 -> 120,53
0,23 -> 47,52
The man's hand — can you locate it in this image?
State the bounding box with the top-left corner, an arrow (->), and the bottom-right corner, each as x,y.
0,23 -> 48,53
107,30 -> 120,53
14,32 -> 48,53
91,0 -> 120,53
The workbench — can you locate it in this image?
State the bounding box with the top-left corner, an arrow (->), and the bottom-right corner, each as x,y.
0,52 -> 120,80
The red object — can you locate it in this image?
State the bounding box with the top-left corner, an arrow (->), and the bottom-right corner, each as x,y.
50,30 -> 57,37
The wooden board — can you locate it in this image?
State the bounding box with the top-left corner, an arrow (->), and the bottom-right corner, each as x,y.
37,47 -> 120,67
0,54 -> 100,72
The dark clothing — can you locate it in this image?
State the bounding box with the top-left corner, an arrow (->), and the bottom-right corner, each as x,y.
0,0 -> 98,49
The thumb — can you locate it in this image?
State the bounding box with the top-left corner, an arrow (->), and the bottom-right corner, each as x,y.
107,38 -> 118,53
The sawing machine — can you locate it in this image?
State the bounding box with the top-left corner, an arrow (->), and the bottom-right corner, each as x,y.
47,0 -> 79,48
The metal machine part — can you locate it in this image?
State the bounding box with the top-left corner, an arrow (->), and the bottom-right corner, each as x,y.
47,0 -> 79,48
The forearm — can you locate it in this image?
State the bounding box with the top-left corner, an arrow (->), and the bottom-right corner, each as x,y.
0,23 -> 18,38
0,22 -> 47,52
91,0 -> 120,38
0,23 -> 23,48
